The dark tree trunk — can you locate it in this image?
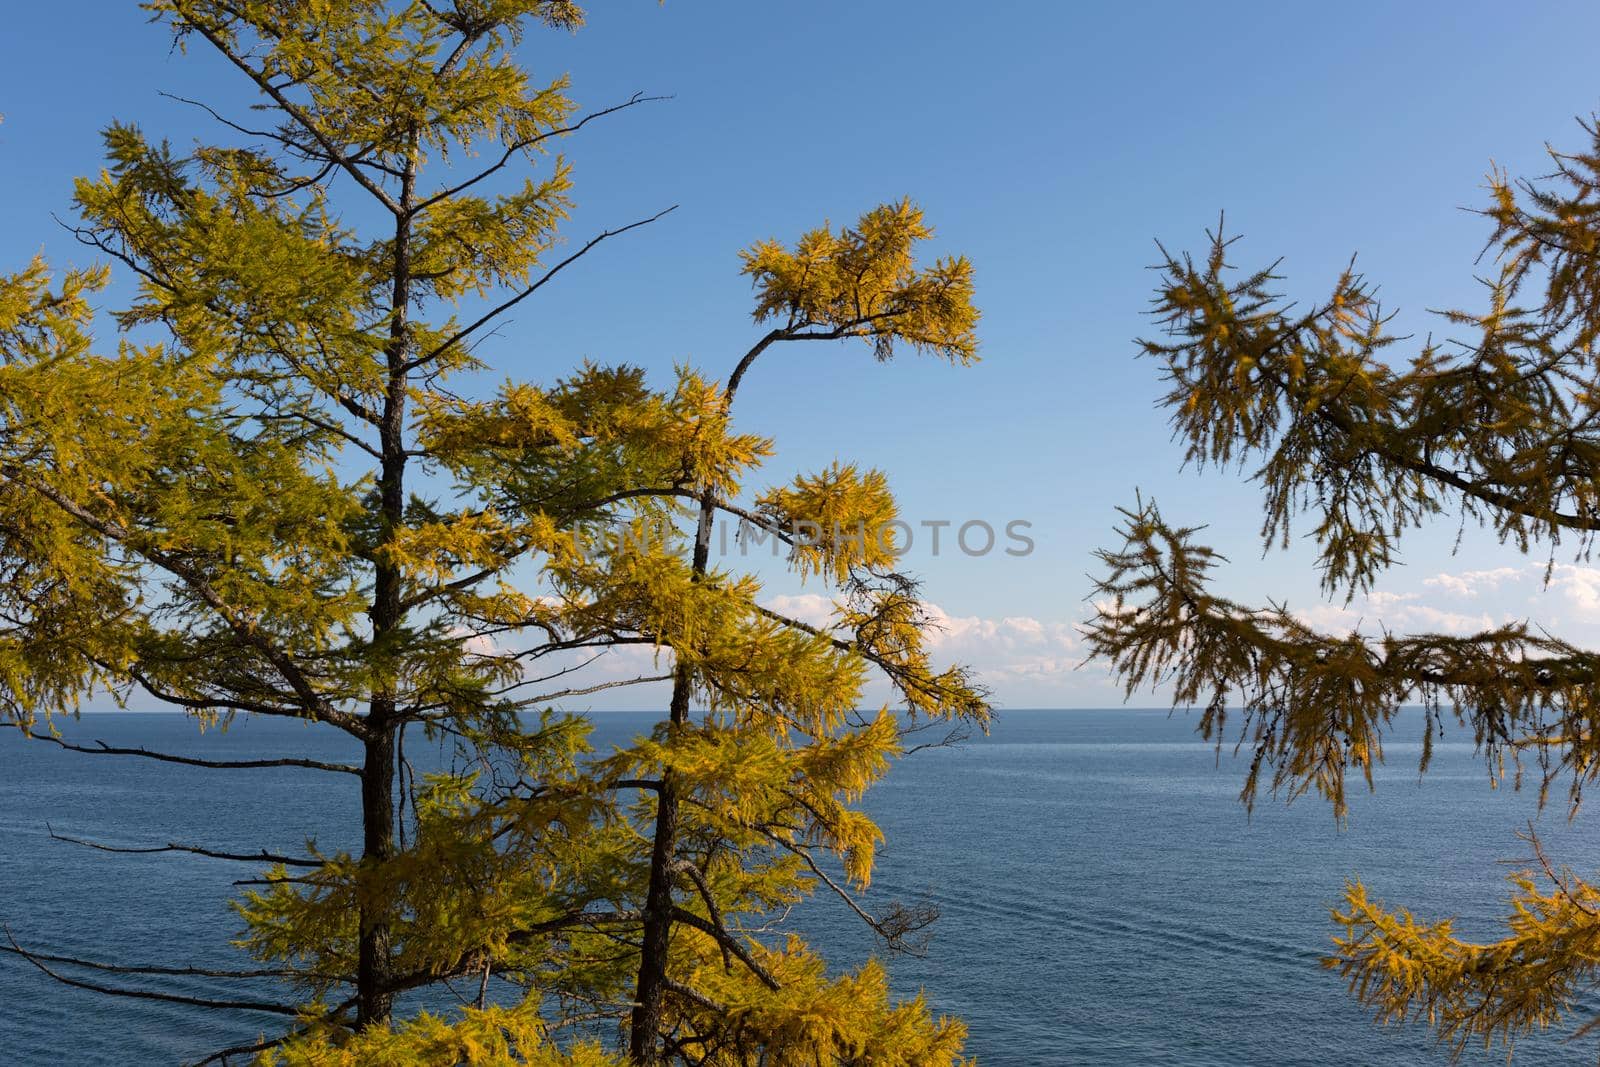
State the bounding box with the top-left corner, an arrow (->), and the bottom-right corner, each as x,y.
355,152 -> 416,1030
629,493 -> 715,1061
629,746 -> 684,1060
356,721 -> 398,1026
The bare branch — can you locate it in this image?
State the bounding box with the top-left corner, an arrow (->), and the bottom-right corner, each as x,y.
3,926 -> 307,1017
756,828 -> 936,954
0,942 -> 348,983
410,92 -> 670,217
408,206 -> 677,370
185,1034 -> 292,1067
47,825 -> 322,868
9,725 -> 360,776
525,673 -> 674,704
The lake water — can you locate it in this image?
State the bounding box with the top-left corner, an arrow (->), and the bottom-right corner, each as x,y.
2,708 -> 1595,1065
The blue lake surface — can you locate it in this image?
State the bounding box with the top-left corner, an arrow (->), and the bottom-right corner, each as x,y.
2,708 -> 1596,1065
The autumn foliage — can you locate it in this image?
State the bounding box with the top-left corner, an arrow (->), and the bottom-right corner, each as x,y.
0,3 -> 987,1063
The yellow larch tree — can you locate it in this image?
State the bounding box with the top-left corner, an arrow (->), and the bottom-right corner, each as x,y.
0,3 -> 988,1064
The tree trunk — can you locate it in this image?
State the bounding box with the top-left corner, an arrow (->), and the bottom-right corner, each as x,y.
629,493 -> 715,1061
356,720 -> 398,1026
629,746 -> 684,1060
356,148 -> 416,1031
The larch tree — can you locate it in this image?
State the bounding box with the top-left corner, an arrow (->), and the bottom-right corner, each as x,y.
0,3 -> 989,1064
1085,114 -> 1600,1057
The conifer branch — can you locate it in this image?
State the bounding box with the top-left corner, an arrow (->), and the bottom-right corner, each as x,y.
660,977 -> 726,1014
173,9 -> 404,214
248,407 -> 384,460
120,662 -> 342,730
752,602 -> 987,711
154,90 -> 362,193
395,488 -> 783,613
669,907 -> 780,992
670,860 -> 732,973
0,467 -> 364,735
1251,356 -> 1600,535
183,995 -> 362,1067
723,311 -> 911,406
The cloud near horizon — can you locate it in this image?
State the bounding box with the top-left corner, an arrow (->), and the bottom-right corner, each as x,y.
762,593 -> 1100,707
488,560 -> 1600,711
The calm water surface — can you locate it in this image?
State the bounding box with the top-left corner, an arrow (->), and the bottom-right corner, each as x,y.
2,709 -> 1594,1065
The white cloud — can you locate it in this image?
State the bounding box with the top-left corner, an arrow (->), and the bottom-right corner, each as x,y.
750,596 -> 1097,703
1422,566 -> 1525,599
1291,561 -> 1600,642
761,593 -> 836,629
1551,564 -> 1600,616
1294,599 -> 1498,637
755,596 -> 1085,680
917,603 -> 1086,686
448,559 -> 1600,711
1364,590 -> 1418,610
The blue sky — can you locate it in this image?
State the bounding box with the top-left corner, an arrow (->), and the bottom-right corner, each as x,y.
5,2 -> 1600,707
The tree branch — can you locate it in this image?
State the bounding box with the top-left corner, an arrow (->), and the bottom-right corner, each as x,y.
669,907 -> 779,991
181,994 -> 360,1067
9,725 -> 360,776
756,827 -> 936,954
0,941 -> 348,983
3,926 -> 307,1017
524,673 -> 674,704
410,91 -> 670,217
671,860 -> 731,973
47,825 -> 322,868
724,311 -> 912,407
661,976 -> 726,1014
408,206 -> 677,370
177,13 -> 403,214
0,465 -> 365,736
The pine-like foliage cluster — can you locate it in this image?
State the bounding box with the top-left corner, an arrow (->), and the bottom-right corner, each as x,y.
1087,116 -> 1600,1056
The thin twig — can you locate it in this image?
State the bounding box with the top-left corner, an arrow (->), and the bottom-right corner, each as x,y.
408,207 -> 677,370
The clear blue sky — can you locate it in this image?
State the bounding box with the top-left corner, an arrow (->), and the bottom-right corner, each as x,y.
5,2 -> 1600,705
